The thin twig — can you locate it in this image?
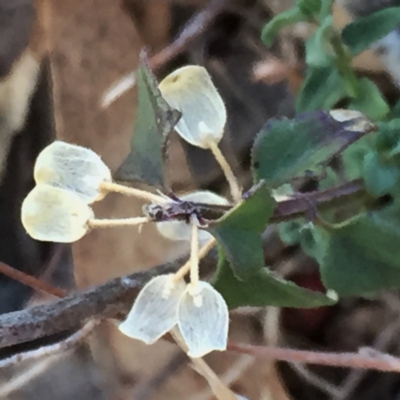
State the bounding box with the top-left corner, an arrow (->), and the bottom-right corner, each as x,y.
0,261 -> 180,349
101,0 -> 228,107
0,262 -> 67,299
290,363 -> 341,397
189,355 -> 254,400
0,320 -> 100,369
171,328 -> 238,400
227,342 -> 400,373
0,354 -> 63,397
330,317 -> 400,400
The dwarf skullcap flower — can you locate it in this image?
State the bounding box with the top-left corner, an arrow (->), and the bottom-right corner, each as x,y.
34,141 -> 112,203
158,65 -> 227,149
178,281 -> 229,358
156,191 -> 229,244
118,274 -> 186,344
21,184 -> 94,243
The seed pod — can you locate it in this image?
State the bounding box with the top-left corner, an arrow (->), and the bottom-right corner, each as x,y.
156,191 -> 229,243
158,65 -> 226,149
34,141 -> 112,203
178,281 -> 229,358
119,274 -> 186,344
21,184 -> 94,242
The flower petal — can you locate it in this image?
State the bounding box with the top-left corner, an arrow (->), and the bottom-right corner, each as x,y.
34,141 -> 111,203
119,274 -> 186,344
156,191 -> 229,244
158,65 -> 226,149
178,281 -> 229,358
21,184 -> 93,243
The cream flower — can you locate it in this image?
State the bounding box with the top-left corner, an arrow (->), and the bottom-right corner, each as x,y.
34,141 -> 111,203
119,275 -> 229,358
21,184 -> 93,242
159,65 -> 227,149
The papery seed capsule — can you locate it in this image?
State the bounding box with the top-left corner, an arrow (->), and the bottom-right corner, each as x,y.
178,281 -> 229,358
34,141 -> 112,203
118,274 -> 186,345
21,184 -> 94,243
156,191 -> 229,244
158,65 -> 227,149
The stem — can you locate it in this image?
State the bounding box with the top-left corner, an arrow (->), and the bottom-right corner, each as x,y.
100,181 -> 167,205
173,237 -> 216,282
171,328 -> 238,400
189,216 -> 200,289
227,342 -> 400,373
330,33 -> 359,98
88,216 -> 151,228
208,141 -> 242,204
0,262 -> 67,298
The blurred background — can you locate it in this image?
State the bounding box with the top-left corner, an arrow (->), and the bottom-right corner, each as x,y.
1,0 -> 400,399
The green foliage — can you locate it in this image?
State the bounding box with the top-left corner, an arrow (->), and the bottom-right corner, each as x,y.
208,183 -> 275,280
119,3 -> 400,310
261,7 -> 306,47
341,7 -> 400,55
114,57 -> 180,187
317,203 -> 400,296
295,66 -> 346,112
213,252 -> 336,308
348,78 -> 389,121
251,110 -> 375,187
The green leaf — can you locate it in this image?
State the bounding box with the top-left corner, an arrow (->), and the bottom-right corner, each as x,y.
362,151 -> 400,196
114,56 -> 181,187
305,16 -> 333,67
348,78 -> 389,121
252,110 -> 376,187
296,66 -> 346,112
375,119 -> 400,158
319,205 -> 400,296
297,0 -> 321,16
213,252 -> 337,308
208,183 -> 275,280
341,7 -> 400,55
261,6 -> 306,47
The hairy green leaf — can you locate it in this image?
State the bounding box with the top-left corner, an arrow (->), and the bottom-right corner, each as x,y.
362,151 -> 400,196
296,66 -> 346,112
114,55 -> 181,187
261,6 -> 305,47
208,183 -> 275,280
305,16 -> 333,67
342,7 -> 400,55
213,252 -> 337,308
319,205 -> 400,296
348,78 -> 389,121
252,110 -> 376,187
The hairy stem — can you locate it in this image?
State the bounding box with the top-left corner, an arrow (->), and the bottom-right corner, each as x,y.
88,216 -> 151,228
100,181 -> 167,204
209,141 -> 242,203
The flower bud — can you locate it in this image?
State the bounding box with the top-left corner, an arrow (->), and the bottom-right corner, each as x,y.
119,274 -> 186,344
158,65 -> 226,149
178,281 -> 229,358
34,141 -> 112,203
21,184 -> 93,242
156,191 -> 229,244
